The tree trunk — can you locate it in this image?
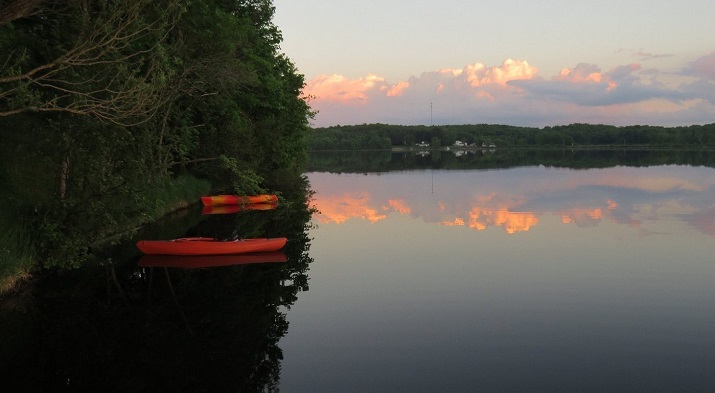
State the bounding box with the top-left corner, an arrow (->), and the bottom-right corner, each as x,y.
59,155 -> 69,199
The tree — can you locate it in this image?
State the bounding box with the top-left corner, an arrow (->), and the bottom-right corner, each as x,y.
1,0 -> 316,268
0,0 -> 181,125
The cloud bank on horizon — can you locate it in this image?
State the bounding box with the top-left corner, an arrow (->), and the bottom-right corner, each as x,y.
304,52 -> 715,128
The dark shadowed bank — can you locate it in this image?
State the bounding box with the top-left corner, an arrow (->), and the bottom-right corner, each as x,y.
0,178 -> 315,392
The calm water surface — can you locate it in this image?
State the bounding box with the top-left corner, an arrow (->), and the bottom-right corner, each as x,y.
279,164 -> 715,392
3,153 -> 715,392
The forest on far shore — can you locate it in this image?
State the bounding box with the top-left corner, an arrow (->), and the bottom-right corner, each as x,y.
308,123 -> 715,150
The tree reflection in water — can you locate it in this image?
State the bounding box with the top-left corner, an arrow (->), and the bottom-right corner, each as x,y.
0,188 -> 314,393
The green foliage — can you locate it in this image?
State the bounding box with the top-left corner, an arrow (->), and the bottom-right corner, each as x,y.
309,125 -> 393,150
0,0 -> 314,270
216,155 -> 267,196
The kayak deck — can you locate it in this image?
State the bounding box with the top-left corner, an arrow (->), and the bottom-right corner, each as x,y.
136,237 -> 287,256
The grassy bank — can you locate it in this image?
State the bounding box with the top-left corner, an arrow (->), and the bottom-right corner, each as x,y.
137,175 -> 212,225
90,175 -> 212,249
0,222 -> 35,294
0,175 -> 211,296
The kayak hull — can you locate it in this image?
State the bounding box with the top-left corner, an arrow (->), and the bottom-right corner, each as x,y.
200,194 -> 278,206
136,237 -> 287,256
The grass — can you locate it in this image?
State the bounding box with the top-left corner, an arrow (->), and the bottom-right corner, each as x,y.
0,175 -> 211,295
88,175 -> 212,249
0,222 -> 35,295
141,175 -> 212,221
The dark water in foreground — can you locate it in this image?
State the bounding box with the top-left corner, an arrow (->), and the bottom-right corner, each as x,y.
1,200 -> 313,392
2,150 -> 715,392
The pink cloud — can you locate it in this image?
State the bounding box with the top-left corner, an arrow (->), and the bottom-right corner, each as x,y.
305,58 -> 539,104
552,63 -> 634,91
302,54 -> 715,127
387,81 -> 410,97
555,63 -> 604,83
305,73 -> 388,104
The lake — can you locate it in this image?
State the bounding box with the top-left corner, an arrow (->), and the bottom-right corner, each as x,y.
1,150 -> 714,392
279,150 -> 715,392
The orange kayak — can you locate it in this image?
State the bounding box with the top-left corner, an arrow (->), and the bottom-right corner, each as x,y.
136,237 -> 287,256
201,202 -> 278,215
200,194 -> 278,206
138,252 -> 287,268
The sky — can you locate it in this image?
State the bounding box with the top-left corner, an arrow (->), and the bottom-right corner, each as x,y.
273,0 -> 715,128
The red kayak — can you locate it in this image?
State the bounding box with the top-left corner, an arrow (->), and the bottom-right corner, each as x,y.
136,237 -> 287,256
200,194 -> 278,206
138,252 -> 288,268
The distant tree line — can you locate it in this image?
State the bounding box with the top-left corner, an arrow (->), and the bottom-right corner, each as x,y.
308,123 -> 715,150
307,149 -> 715,174
0,0 -> 314,268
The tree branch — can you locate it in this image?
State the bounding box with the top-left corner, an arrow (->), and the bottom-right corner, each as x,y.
0,0 -> 182,125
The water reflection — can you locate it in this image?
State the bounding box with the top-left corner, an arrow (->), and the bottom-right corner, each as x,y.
3,151 -> 715,392
137,252 -> 288,268
310,165 -> 715,237
0,190 -> 314,392
278,151 -> 715,392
